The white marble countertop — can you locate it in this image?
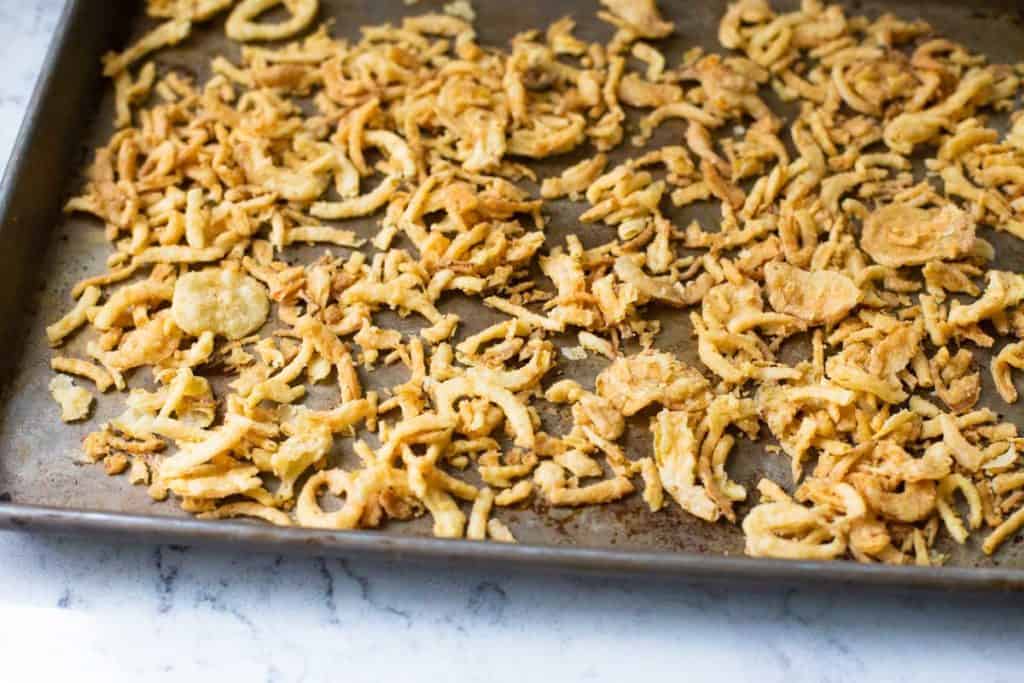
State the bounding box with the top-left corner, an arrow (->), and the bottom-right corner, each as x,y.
0,3 -> 1020,681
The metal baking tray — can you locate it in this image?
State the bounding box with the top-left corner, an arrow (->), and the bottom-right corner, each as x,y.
2,0 -> 1024,591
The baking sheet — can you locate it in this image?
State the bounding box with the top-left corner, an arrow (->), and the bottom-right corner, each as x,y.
2,0 -> 1024,588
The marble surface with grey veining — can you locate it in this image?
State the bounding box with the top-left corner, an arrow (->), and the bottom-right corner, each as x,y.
0,2 -> 1020,681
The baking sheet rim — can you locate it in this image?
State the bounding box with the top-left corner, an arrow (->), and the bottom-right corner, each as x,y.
5,501 -> 1024,590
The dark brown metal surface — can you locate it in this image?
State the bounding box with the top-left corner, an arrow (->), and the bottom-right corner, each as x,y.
1,0 -> 1024,590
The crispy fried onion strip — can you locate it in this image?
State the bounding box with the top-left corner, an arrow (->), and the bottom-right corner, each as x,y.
533,461 -> 634,506
742,499 -> 847,560
226,0 -> 319,42
431,374 -> 536,449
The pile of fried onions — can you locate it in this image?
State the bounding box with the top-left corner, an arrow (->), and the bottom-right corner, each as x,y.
47,0 -> 1024,562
